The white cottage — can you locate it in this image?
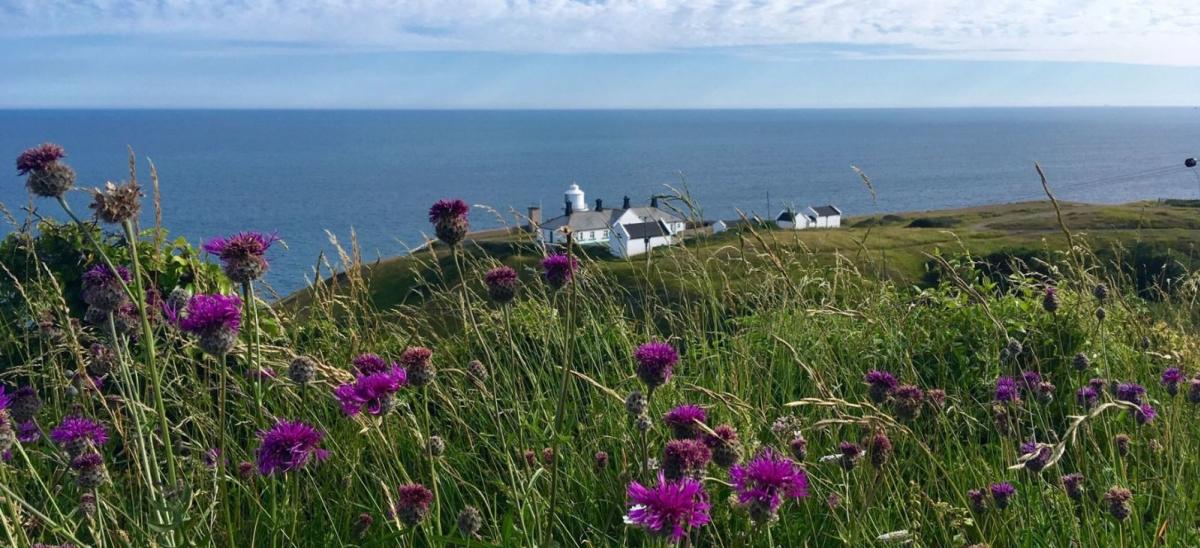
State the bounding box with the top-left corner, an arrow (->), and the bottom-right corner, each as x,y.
775,208 -> 810,230
808,205 -> 842,228
536,184 -> 687,257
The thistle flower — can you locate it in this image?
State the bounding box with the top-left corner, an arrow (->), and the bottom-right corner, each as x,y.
178,293 -> 242,356
86,344 -> 116,378
1034,381 -> 1056,404
662,439 -> 711,480
79,492 -> 97,518
522,449 -> 536,467
662,404 -> 706,439
1114,434 -> 1131,457
1161,367 -> 1184,396
0,414 -> 13,456
890,384 -> 924,419
990,482 -> 1015,510
427,435 -> 445,457
867,432 -> 893,469
1042,285 -> 1059,313
1020,443 -> 1053,473
81,264 -> 131,312
635,341 -> 678,390
992,405 -> 1015,436
255,419 -> 329,476
352,353 -> 391,375
540,253 -> 577,290
466,359 -> 488,381
1133,403 -> 1156,425
838,441 -> 861,471
1189,377 -> 1200,404
635,414 -> 652,433
483,266 -> 518,304
1115,383 -> 1146,405
625,391 -> 648,417
967,489 -> 987,513
89,181 -> 143,224
994,376 -> 1020,403
1093,283 -> 1109,302
1103,487 -> 1132,521
730,449 -> 809,524
1089,378 -> 1108,392
1076,385 -> 1099,408
1095,307 -> 1107,321
788,436 -> 808,461
333,367 -> 407,416
17,421 -> 40,443
624,473 -> 711,543
926,388 -> 947,412
864,370 -> 898,403
1073,352 -> 1091,371
1002,338 -> 1023,361
287,356 -> 318,386
17,143 -> 74,198
594,451 -> 610,469
70,451 -> 107,489
237,461 -> 255,480
51,416 -> 108,457
0,386 -> 11,412
1061,473 -> 1085,501
400,346 -> 435,387
203,232 -> 280,284
395,483 -> 434,526
428,199 -> 470,246
703,424 -> 740,468
456,506 -> 483,537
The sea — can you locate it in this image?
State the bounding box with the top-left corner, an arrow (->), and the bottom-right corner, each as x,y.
2,108 -> 1199,296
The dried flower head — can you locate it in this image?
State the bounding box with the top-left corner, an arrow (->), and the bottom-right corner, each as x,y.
540,253 -> 578,290
624,473 -> 711,543
662,404 -> 707,439
635,341 -> 678,390
428,199 -> 470,246
1073,352 -> 1091,371
483,266 -> 518,304
287,356 -> 318,386
729,449 -> 809,524
1114,434 -> 1132,457
203,232 -> 280,284
395,483 -> 434,526
427,435 -> 445,457
625,391 -> 648,417
1189,377 -> 1200,404
594,451 -> 610,469
81,264 -> 131,312
466,359 -> 488,382
456,505 -> 482,537
890,384 -> 924,419
926,388 -> 947,412
1002,338 -> 1023,361
89,181 -> 143,224
255,419 -> 329,476
17,143 -> 74,198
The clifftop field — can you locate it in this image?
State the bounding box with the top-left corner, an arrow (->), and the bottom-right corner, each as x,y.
4,147 -> 1200,547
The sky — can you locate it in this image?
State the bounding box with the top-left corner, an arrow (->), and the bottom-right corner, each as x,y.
1,1 -> 1199,109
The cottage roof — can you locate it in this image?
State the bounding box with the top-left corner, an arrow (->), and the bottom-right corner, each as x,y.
776,210 -> 797,222
540,209 -> 622,232
623,220 -> 670,239
812,205 -> 842,217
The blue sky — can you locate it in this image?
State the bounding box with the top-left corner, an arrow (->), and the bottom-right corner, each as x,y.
2,1 -> 1198,109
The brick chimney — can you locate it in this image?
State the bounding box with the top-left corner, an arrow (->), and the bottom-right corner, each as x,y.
595,198 -> 603,211
650,196 -> 659,208
622,196 -> 631,209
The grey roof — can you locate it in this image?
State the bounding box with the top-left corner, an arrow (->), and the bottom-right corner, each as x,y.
624,220 -> 670,239
812,205 -> 842,217
624,206 -> 685,224
540,204 -> 684,232
777,210 -> 797,222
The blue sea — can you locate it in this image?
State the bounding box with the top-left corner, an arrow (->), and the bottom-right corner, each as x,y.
3,108 -> 1199,295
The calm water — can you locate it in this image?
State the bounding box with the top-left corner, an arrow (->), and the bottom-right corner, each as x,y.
3,108 -> 1199,295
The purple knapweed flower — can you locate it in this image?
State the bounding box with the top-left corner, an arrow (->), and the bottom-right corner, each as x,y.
17,143 -> 74,198
1161,367 -> 1185,396
967,489 -> 987,513
1061,473 -> 1085,501
662,439 -> 711,480
1115,383 -> 1146,405
635,341 -> 678,390
1088,378 -> 1108,392
1020,442 -> 1053,472
864,370 -> 898,403
1020,371 -> 1041,391
1103,487 -> 1132,521
81,264 -> 132,311
990,482 -> 1015,509
1076,385 -> 1100,408
729,448 -> 809,523
400,346 -> 435,387
16,143 -> 65,175
178,293 -> 242,356
203,232 -> 279,284
890,384 -> 924,419
1042,286 -> 1059,313
1133,403 -> 1156,425
352,353 -> 392,376
483,265 -> 518,304
838,441 -> 861,470
704,424 -> 740,468
867,431 -> 893,468
540,253 -> 578,290
428,199 -> 470,246
255,419 -> 329,476
0,386 -> 10,411
624,473 -> 711,543
16,421 -> 40,443
394,482 -> 434,526
334,367 -> 407,416
662,404 -> 707,439
995,376 -> 1020,403
50,416 -> 108,456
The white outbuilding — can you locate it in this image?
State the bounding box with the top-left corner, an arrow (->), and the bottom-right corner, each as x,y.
775,208 -> 810,230
808,205 -> 842,228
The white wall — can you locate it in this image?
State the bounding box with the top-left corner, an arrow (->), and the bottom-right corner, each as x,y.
610,222 -> 674,258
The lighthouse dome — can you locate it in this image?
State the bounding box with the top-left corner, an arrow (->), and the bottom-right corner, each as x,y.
565,183 -> 589,212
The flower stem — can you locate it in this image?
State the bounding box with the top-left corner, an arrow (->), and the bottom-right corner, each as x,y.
242,281 -> 265,421
542,241 -> 578,546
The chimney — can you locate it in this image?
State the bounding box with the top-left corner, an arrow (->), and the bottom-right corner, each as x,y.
622,196 -> 631,209
595,198 -> 603,211
527,206 -> 541,231
650,196 -> 659,208
565,201 -> 573,216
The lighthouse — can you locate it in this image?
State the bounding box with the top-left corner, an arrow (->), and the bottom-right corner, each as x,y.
564,183 -> 589,214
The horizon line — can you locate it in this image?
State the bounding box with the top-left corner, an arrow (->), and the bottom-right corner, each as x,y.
2,104 -> 1198,112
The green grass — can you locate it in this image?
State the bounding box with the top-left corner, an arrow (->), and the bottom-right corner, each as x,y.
5,181 -> 1200,546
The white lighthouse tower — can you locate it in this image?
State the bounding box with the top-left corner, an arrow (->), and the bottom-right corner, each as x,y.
564,183 -> 589,213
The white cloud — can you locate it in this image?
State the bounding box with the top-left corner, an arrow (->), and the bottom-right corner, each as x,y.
3,0 -> 1199,65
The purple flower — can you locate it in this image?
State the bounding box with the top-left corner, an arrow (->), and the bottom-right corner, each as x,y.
994,376 -> 1020,403
1076,385 -> 1099,408
428,199 -> 470,246
1061,473 -> 1085,500
16,143 -> 65,175
81,264 -> 132,311
635,341 -> 678,390
990,482 -> 1015,509
352,353 -> 392,376
1115,383 -> 1146,405
624,473 -> 711,543
484,266 -> 518,304
395,482 -> 434,526
427,199 -> 469,223
178,293 -> 242,355
1042,286 -> 1059,313
50,416 -> 108,455
0,386 -> 10,411
1104,487 -> 1133,521
203,232 -> 279,283
1020,442 -> 1053,472
864,370 -> 898,402
730,449 -> 809,523
1089,378 -> 1109,392
838,441 -> 861,470
967,489 -> 987,512
890,384 -> 924,419
662,439 -> 711,480
334,367 -> 407,416
1020,371 -> 1041,391
540,253 -> 578,289
662,404 -> 707,439
1133,403 -> 1156,425
1161,367 -> 1184,396
17,421 -> 40,443
255,419 -> 329,476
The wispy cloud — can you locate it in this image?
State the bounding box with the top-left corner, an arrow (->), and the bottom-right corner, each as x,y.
3,0 -> 1199,66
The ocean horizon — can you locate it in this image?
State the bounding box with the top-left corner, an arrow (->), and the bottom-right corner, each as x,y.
4,107 -> 1199,295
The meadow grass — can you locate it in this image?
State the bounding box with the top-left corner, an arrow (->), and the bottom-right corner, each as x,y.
2,148 -> 1200,546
